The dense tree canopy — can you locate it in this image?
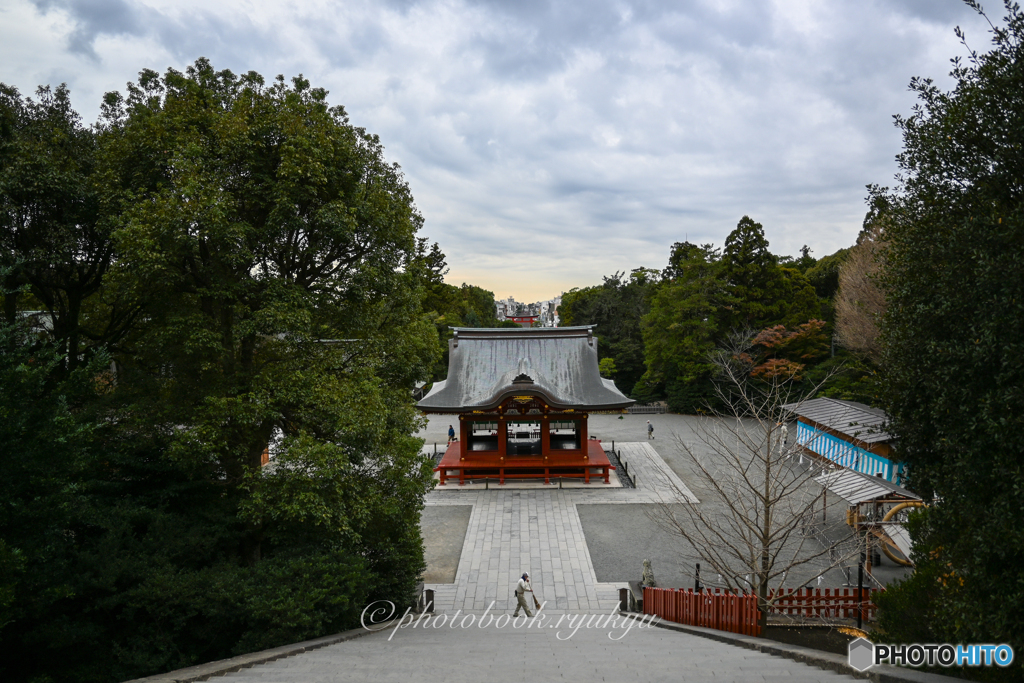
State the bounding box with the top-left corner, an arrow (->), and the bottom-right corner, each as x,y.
635,218 -> 828,411
639,242 -> 723,410
719,216 -> 820,331
0,83 -> 130,375
560,268 -> 658,396
558,215 -> 854,412
0,61 -> 441,682
872,1 -> 1024,666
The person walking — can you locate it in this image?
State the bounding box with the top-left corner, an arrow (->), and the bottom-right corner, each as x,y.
647,420 -> 654,440
513,572 -> 534,617
447,424 -> 455,445
776,421 -> 790,459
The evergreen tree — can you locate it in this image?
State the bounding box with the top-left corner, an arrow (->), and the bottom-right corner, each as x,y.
559,268 -> 657,396
720,216 -> 818,330
872,1 -> 1024,665
640,242 -> 723,411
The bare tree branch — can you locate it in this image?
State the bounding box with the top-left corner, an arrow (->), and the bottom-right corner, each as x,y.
647,336 -> 858,627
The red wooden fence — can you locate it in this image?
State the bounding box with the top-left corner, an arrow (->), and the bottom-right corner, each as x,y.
643,587 -> 761,636
642,587 -> 879,637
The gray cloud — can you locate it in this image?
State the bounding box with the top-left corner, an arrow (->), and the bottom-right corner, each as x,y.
30,0 -> 144,56
4,0 -> 994,298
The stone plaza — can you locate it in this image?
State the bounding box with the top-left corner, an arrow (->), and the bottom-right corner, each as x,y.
137,414 -> 933,682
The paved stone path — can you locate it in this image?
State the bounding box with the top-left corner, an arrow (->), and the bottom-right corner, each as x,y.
208,437 -> 865,682
422,443 -> 697,613
219,616 -> 859,683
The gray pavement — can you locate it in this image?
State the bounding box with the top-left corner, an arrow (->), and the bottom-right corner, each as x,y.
417,413 -> 908,605
420,442 -> 700,613
423,488 -> 624,613
218,616 -> 861,683
169,415 -> 911,682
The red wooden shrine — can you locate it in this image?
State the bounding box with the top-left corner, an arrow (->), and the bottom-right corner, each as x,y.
418,326 -> 633,485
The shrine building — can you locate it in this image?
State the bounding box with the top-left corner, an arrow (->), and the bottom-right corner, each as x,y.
418,326 -> 634,485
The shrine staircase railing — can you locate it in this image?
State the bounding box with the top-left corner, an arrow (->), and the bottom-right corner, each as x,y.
641,586 -> 879,637
769,587 -> 879,621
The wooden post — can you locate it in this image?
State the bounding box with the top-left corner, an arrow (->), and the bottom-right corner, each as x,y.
498,416 -> 507,461
541,413 -> 550,459
579,413 -> 589,448
459,416 -> 469,453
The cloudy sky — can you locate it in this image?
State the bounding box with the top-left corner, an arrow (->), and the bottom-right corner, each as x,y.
1,0 -> 991,301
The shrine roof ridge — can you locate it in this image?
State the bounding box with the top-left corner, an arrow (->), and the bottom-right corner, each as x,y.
782,397 -> 891,444
448,325 -> 595,336
418,325 -> 633,412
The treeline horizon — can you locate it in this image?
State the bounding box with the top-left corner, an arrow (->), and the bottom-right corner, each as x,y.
556,214 -> 875,413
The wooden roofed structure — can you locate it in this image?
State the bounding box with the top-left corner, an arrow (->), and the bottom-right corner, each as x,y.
782,397 -> 903,484
814,468 -> 923,569
418,326 -> 633,485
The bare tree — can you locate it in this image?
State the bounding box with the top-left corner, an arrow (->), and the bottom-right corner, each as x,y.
835,224 -> 887,363
648,337 -> 857,628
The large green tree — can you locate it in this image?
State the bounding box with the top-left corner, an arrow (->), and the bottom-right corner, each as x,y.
0,84 -> 138,375
560,268 -> 658,396
0,61 -> 440,682
872,1 -> 1024,669
639,242 -> 724,410
97,58 -> 438,556
639,220 -> 824,412
720,216 -> 819,330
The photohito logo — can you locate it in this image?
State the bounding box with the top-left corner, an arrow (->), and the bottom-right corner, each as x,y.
848,638 -> 1014,671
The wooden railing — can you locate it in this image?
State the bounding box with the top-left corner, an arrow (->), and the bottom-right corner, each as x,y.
642,587 -> 879,637
627,403 -> 667,414
643,588 -> 761,636
769,587 -> 878,621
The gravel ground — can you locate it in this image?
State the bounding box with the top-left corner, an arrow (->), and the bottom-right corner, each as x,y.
420,505 -> 472,583
604,449 -> 635,488
577,503 -> 699,587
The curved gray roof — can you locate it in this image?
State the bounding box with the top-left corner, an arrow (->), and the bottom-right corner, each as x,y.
782,397 -> 892,444
417,326 -> 634,412
814,469 -> 918,504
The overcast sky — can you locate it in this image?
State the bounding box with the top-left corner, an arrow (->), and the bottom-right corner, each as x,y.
1,0 -> 991,301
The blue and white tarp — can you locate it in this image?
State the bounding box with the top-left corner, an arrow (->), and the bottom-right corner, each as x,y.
796,421 -> 903,483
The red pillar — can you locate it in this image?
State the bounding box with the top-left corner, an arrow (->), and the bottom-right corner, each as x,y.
579,413 -> 590,482
540,414 -> 550,458
459,415 -> 469,455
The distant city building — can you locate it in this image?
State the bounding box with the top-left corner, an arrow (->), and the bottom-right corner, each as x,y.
496,294 -> 561,327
